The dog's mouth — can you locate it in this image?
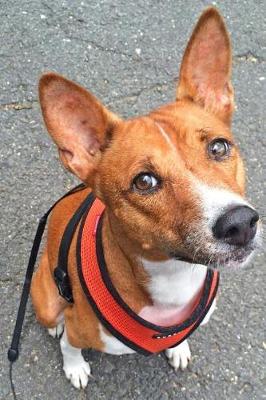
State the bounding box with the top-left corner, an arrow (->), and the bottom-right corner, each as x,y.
202,247 -> 255,270
168,219 -> 262,270
170,243 -> 257,270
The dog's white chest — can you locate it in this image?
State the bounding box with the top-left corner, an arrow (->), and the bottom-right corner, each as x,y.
141,258 -> 207,306
138,259 -> 207,326
99,259 -> 209,354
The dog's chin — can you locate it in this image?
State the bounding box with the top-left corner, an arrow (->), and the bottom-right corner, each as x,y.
171,247 -> 256,272
209,250 -> 255,271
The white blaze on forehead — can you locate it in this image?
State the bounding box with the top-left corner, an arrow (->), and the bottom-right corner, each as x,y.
193,179 -> 251,227
154,122 -> 176,152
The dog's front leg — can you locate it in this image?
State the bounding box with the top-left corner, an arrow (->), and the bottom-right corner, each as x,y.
60,330 -> 91,389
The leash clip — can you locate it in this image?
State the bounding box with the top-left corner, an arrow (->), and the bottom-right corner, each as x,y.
54,267 -> 73,303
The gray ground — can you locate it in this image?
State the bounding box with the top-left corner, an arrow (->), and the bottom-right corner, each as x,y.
0,1 -> 265,399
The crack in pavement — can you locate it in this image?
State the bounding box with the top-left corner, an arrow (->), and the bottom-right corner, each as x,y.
234,52 -> 265,64
0,100 -> 38,111
108,79 -> 176,106
0,80 -> 176,113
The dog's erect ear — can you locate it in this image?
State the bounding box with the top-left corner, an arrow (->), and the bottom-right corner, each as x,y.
39,72 -> 119,182
176,7 -> 234,125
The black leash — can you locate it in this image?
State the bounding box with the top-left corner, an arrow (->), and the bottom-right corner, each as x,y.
7,183 -> 86,399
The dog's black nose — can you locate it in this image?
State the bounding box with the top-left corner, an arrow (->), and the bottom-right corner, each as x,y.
213,206 -> 259,246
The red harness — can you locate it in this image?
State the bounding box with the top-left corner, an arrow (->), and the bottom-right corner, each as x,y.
8,185 -> 219,371
76,195 -> 219,355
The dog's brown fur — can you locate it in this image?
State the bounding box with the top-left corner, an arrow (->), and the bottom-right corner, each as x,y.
31,7 -> 245,350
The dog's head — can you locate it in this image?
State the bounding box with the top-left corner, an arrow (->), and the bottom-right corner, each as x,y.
39,7 -> 261,270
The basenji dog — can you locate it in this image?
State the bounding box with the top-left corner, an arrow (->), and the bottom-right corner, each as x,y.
31,7 -> 261,389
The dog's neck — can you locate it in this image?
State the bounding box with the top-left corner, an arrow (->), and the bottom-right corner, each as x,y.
102,212 -> 207,314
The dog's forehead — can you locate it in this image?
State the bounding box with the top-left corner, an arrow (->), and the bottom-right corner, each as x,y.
150,101 -> 232,135
114,101 -> 232,154
112,118 -> 171,159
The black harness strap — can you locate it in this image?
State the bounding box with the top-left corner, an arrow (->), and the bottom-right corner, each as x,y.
54,192 -> 95,303
7,183 -> 86,364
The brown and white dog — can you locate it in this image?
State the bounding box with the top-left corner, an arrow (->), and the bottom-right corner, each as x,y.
31,7 -> 261,389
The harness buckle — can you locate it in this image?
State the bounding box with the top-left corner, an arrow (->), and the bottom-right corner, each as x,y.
54,267 -> 73,303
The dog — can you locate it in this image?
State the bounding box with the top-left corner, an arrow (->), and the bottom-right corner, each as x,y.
31,7 -> 261,389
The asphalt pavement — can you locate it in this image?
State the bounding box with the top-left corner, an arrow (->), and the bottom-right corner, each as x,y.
0,1 -> 265,399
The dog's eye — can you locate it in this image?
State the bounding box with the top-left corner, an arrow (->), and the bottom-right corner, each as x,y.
132,173 -> 160,194
208,139 -> 231,161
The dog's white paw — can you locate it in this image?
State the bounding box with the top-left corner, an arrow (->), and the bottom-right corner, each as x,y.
165,340 -> 191,371
63,358 -> 91,389
60,330 -> 91,389
48,322 -> 64,338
